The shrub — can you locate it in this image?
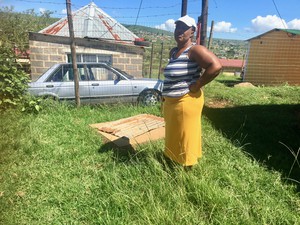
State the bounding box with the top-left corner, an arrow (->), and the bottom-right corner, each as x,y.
0,43 -> 30,110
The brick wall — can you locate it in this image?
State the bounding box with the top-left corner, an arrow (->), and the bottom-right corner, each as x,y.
29,32 -> 145,81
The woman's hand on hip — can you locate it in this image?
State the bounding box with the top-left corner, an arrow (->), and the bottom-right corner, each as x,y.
189,80 -> 201,93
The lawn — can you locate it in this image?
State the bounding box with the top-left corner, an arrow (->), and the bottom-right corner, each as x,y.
0,75 -> 299,224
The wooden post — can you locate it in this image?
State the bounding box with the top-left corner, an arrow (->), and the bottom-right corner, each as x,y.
196,16 -> 201,45
66,0 -> 80,107
207,20 -> 214,50
200,0 -> 208,47
181,0 -> 188,16
149,41 -> 154,78
158,42 -> 164,79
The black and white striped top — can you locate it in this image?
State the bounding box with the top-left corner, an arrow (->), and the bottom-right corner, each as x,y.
162,44 -> 201,97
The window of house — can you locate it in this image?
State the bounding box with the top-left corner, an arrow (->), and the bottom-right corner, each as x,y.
67,54 -> 112,64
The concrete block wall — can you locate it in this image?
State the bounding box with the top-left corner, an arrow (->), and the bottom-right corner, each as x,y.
113,53 -> 143,75
29,41 -> 66,80
29,33 -> 144,81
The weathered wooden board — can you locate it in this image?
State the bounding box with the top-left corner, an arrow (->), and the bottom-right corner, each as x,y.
90,114 -> 165,147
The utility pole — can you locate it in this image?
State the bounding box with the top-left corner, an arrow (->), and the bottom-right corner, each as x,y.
196,16 -> 201,45
200,0 -> 208,47
66,0 -> 80,107
207,20 -> 214,50
181,0 -> 188,16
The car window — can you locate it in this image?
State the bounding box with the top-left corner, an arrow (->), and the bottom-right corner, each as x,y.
78,67 -> 88,81
88,65 -> 120,81
47,67 -> 63,82
114,68 -> 133,79
46,65 -> 88,82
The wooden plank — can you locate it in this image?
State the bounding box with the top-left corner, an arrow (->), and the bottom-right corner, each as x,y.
89,114 -> 165,147
114,119 -> 164,138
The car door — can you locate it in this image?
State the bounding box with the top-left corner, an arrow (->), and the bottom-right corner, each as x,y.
45,64 -> 90,103
87,64 -> 134,104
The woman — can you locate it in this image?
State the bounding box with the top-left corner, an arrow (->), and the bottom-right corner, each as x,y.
162,15 -> 222,167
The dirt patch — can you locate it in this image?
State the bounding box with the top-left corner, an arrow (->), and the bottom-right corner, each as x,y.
205,99 -> 233,108
234,82 -> 255,88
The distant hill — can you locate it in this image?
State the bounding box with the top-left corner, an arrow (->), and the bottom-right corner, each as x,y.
124,24 -> 246,44
123,24 -> 173,37
124,24 -> 247,59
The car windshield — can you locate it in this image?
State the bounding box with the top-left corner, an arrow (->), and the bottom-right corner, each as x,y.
114,68 -> 134,79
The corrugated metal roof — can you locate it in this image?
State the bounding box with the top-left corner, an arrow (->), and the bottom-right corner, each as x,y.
247,28 -> 300,41
219,59 -> 244,68
280,29 -> 300,35
39,2 -> 138,41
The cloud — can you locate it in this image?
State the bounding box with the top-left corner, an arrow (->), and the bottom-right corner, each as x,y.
251,15 -> 287,32
155,19 -> 176,32
156,19 -> 238,34
250,15 -> 300,33
61,9 -> 67,14
213,21 -> 237,33
287,18 -> 300,29
39,8 -> 46,14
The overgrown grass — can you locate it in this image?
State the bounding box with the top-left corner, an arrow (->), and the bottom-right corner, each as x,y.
1,77 -> 299,224
204,75 -> 300,182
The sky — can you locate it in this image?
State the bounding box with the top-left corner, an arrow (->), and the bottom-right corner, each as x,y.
1,0 -> 300,40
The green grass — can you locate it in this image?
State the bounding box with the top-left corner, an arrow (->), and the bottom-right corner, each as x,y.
1,77 -> 300,224
204,75 -> 300,182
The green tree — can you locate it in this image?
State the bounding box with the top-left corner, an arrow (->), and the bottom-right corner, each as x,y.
226,48 -> 236,59
0,6 -> 56,52
0,42 -> 30,110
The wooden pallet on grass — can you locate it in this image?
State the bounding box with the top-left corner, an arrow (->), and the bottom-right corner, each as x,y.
90,114 -> 165,147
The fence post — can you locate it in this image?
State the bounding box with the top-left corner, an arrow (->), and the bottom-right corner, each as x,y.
158,42 -> 164,79
66,0 -> 80,107
149,41 -> 154,78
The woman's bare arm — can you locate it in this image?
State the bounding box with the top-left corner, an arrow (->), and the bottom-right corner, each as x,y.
189,45 -> 222,92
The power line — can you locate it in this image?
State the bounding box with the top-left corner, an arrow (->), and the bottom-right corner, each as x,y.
135,0 -> 143,26
271,0 -> 287,29
212,0 -> 218,8
14,0 -> 65,5
9,0 -> 197,23
13,0 -> 181,10
0,0 -> 212,30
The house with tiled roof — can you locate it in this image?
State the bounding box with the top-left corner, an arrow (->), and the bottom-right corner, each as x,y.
29,2 -> 144,81
244,28 -> 300,85
219,59 -> 244,74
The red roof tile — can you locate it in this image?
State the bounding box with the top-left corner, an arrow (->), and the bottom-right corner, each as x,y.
219,59 -> 244,68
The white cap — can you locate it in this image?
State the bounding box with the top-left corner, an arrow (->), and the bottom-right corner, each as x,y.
175,15 -> 197,29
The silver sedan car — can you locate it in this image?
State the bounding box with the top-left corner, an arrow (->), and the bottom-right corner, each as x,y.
28,63 -> 163,106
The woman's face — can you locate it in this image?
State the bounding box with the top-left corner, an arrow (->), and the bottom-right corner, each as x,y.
174,21 -> 194,44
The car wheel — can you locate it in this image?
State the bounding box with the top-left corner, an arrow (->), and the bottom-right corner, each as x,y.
139,90 -> 161,106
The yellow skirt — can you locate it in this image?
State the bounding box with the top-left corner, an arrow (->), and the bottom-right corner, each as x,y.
163,89 -> 204,166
